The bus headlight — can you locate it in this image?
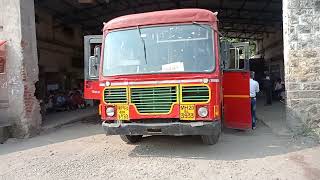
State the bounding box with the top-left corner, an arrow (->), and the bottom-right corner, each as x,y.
105,81 -> 111,86
106,107 -> 115,117
202,78 -> 210,84
198,107 -> 208,118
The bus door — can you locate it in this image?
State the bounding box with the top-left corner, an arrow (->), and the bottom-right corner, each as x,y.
221,42 -> 252,130
84,35 -> 102,100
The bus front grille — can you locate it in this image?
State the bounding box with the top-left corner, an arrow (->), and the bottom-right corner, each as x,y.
182,86 -> 210,102
130,86 -> 177,114
104,88 -> 127,104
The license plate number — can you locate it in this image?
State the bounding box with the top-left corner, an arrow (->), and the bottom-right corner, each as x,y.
180,105 -> 195,120
117,104 -> 129,120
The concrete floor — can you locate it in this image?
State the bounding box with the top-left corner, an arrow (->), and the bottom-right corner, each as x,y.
0,114 -> 319,179
256,98 -> 292,136
41,107 -> 99,132
1,100 -> 319,179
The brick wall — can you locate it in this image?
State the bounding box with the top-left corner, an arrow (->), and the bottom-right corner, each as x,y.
283,0 -> 320,136
0,0 -> 40,137
0,41 -> 7,104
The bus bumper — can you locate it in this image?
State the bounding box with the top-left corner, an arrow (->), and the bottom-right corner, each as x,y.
102,120 -> 221,136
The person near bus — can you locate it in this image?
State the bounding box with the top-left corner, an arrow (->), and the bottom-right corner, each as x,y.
263,72 -> 272,105
274,78 -> 284,100
250,71 -> 260,129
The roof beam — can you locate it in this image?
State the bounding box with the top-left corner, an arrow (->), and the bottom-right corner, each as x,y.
239,0 -> 248,10
220,0 -> 224,9
247,0 -> 276,38
221,29 -> 276,34
53,0 -> 101,28
80,8 -> 281,25
125,0 -> 138,13
175,0 -> 181,8
35,0 -> 282,35
76,0 -> 282,22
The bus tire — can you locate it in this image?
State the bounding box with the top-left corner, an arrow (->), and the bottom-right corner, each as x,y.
120,135 -> 143,144
201,131 -> 220,145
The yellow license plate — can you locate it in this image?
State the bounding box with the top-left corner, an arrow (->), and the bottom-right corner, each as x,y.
117,104 -> 129,120
180,105 -> 195,120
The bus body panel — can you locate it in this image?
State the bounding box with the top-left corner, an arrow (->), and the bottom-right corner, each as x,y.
100,81 -> 221,122
83,9 -> 252,140
84,80 -> 101,100
222,71 -> 252,129
84,35 -> 102,100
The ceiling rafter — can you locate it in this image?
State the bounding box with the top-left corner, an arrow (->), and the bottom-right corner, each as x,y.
247,0 -> 276,38
53,0 -> 281,23
35,0 -> 282,39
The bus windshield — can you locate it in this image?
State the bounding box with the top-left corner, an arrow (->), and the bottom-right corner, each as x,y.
103,24 -> 215,76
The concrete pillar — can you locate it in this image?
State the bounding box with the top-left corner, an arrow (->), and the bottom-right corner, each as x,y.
283,0 -> 320,136
0,0 -> 41,137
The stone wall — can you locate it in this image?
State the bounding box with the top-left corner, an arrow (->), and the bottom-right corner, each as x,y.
0,0 -> 84,137
283,0 -> 320,136
0,0 -> 40,137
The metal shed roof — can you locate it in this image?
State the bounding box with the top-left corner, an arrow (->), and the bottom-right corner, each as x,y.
35,0 -> 282,40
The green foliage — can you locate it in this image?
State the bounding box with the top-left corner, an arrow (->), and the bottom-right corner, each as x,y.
221,37 -> 257,57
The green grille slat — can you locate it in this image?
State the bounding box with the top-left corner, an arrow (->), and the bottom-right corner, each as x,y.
183,96 -> 210,98
182,90 -> 208,92
104,88 -> 127,103
182,86 -> 210,102
131,97 -> 174,100
131,86 -> 176,114
131,93 -> 176,96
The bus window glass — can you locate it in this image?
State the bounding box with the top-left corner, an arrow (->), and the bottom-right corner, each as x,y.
103,24 -> 215,76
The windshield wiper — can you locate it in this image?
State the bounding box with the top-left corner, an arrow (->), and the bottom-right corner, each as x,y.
137,26 -> 147,64
192,21 -> 224,38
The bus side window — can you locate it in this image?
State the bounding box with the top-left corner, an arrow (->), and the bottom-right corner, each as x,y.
221,41 -> 249,71
220,41 -> 231,70
229,47 -> 240,69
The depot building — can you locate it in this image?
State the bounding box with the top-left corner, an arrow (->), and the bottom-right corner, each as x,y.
0,0 -> 319,138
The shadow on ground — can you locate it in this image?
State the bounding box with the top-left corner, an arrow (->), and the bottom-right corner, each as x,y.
0,118 -> 318,161
0,116 -> 103,156
128,122 -> 318,161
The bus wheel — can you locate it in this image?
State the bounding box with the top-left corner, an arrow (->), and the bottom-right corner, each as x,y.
201,132 -> 220,145
120,135 -> 143,144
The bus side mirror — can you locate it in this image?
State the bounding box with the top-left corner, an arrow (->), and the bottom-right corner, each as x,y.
89,56 -> 99,78
94,45 -> 101,57
88,45 -> 101,78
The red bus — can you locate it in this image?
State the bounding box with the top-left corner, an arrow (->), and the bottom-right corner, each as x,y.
84,9 -> 252,145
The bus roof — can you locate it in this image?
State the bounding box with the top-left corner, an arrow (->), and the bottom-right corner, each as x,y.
103,8 -> 218,31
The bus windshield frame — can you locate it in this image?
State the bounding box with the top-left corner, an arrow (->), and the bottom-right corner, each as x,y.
102,24 -> 216,77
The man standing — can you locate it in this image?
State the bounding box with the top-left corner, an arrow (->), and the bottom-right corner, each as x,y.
250,71 -> 260,129
263,72 -> 272,105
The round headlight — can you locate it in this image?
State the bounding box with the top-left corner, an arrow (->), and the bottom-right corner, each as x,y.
198,107 -> 208,118
105,81 -> 111,87
203,78 -> 210,84
106,107 -> 115,117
